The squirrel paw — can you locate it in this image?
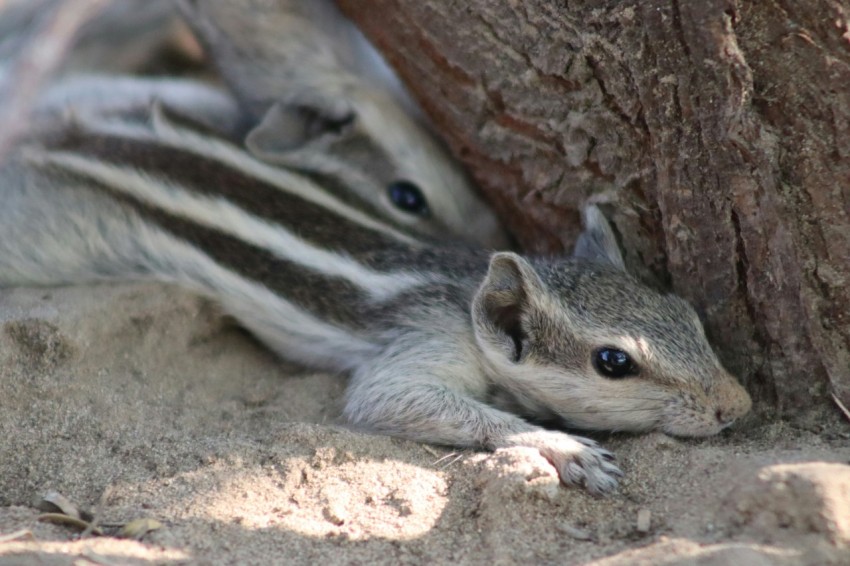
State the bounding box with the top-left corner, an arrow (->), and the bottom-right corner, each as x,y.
521,431 -> 623,495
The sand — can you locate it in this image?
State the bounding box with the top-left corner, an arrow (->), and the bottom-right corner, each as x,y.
1,283 -> 848,565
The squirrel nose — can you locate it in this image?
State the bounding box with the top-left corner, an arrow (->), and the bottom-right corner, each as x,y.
715,408 -> 734,426
711,372 -> 752,427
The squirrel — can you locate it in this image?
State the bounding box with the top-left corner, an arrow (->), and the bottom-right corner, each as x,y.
0,0 -> 509,249
174,0 -> 510,249
0,99 -> 752,493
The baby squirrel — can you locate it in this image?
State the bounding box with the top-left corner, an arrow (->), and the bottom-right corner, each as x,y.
0,0 -> 508,249
0,100 -> 751,493
176,0 -> 509,249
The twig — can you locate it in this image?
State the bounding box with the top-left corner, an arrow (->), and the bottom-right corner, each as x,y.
81,482 -> 113,538
0,0 -> 110,164
0,529 -> 35,543
833,391 -> 850,423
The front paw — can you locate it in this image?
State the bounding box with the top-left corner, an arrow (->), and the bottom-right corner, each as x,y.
510,431 -> 623,494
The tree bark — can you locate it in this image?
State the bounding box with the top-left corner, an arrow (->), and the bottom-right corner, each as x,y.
337,0 -> 850,418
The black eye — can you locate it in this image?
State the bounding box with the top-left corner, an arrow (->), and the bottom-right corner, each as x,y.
593,347 -> 638,378
387,180 -> 430,217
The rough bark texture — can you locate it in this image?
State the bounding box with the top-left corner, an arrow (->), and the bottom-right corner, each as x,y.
337,0 -> 850,418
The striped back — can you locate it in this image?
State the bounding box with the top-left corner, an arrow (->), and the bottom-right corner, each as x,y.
10,100 -> 489,370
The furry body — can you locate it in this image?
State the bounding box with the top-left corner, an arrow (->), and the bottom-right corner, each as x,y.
0,0 -> 751,494
0,0 -> 507,248
0,102 -> 751,493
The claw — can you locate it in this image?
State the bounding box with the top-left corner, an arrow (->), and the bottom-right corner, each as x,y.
598,449 -> 616,461
586,473 -> 619,495
510,430 -> 624,494
602,461 -> 624,477
563,461 -> 585,485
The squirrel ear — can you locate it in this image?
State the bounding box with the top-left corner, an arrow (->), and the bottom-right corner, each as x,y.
245,98 -> 356,161
472,253 -> 544,362
572,205 -> 626,270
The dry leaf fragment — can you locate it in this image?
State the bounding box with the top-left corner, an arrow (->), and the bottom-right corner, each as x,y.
35,490 -> 93,522
37,513 -> 103,536
117,518 -> 163,540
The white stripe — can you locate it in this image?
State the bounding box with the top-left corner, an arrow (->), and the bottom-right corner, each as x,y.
148,104 -> 422,246
0,176 -> 377,370
32,150 -> 432,300
130,221 -> 380,371
69,107 -> 422,246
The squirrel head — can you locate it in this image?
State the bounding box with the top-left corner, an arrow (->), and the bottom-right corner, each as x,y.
471,206 -> 751,437
177,0 -> 509,249
243,87 -> 510,250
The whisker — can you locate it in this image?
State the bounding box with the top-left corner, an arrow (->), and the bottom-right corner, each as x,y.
564,407 -> 665,414
439,453 -> 466,469
433,451 -> 462,466
590,396 -> 671,402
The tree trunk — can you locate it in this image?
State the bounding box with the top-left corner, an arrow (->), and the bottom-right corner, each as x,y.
337,0 -> 850,418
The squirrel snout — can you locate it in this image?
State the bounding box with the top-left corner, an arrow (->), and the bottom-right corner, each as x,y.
713,374 -> 752,428
715,406 -> 742,428
663,375 -> 752,438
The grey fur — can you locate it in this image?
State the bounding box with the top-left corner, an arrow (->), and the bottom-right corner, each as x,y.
0,0 -> 508,248
573,205 -> 626,270
0,0 -> 750,494
0,0 -> 184,76
175,0 -> 509,249
0,104 -> 751,493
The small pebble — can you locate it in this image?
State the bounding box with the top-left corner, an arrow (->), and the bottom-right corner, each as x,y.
557,523 -> 592,540
637,508 -> 652,533
323,504 -> 346,526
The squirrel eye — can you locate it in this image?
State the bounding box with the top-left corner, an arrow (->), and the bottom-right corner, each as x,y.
593,347 -> 638,378
387,180 -> 430,217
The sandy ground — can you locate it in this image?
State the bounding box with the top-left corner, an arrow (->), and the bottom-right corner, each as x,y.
0,283 -> 848,565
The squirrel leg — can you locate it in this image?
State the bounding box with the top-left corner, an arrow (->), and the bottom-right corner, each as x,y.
344,356 -> 623,494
